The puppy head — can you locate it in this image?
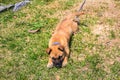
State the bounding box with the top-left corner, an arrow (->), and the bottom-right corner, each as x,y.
46,45 -> 66,68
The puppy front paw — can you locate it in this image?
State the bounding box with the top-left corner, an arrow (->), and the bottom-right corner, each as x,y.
62,61 -> 68,67
47,63 -> 53,68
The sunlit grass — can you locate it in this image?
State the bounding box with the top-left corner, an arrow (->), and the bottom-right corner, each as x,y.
0,0 -> 120,80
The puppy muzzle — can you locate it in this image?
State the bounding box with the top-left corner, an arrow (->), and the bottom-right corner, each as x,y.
53,59 -> 63,68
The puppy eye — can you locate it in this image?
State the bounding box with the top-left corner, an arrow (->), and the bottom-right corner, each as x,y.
52,57 -> 56,60
58,55 -> 62,59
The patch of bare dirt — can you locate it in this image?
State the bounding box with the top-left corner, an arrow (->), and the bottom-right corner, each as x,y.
83,0 -> 120,72
46,0 -> 84,19
87,0 -> 120,45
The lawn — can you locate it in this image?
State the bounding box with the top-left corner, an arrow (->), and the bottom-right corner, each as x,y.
0,0 -> 120,80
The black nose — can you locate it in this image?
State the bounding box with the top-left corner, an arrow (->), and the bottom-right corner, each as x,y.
54,63 -> 62,68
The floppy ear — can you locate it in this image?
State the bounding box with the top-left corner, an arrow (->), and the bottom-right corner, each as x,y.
46,48 -> 52,55
58,45 -> 64,51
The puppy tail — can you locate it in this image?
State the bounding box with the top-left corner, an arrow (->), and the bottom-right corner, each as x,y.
77,0 -> 86,12
73,0 -> 86,24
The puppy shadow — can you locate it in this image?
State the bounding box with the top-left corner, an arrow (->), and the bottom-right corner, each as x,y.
79,21 -> 88,27
69,22 -> 88,58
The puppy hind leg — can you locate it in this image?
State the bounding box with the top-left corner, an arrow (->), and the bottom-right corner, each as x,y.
72,22 -> 79,34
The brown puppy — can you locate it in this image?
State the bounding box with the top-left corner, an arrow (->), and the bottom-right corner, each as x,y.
46,0 -> 86,68
46,12 -> 84,68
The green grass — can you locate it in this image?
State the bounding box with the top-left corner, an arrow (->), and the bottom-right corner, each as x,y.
0,0 -> 120,80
